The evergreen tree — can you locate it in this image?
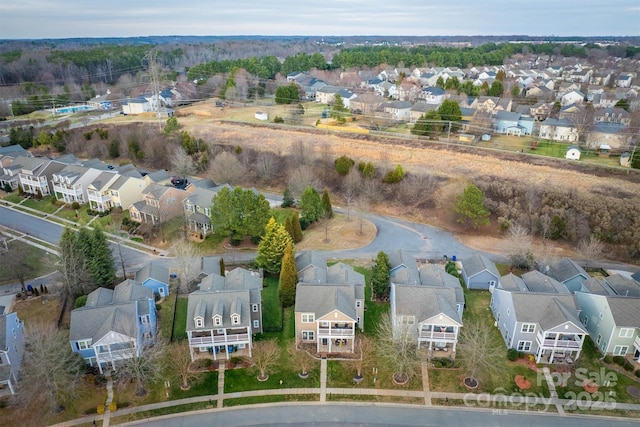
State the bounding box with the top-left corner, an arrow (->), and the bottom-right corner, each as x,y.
256,218 -> 294,274
322,187 -> 333,218
291,211 -> 303,243
281,188 -> 295,208
371,251 -> 391,299
335,155 -> 355,176
89,227 -> 116,287
299,186 -> 323,224
455,184 -> 490,229
278,242 -> 297,307
285,216 -> 295,241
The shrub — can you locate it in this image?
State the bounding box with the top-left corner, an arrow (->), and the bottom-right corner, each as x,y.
15,292 -> 22,299
613,356 -> 625,366
518,352 -> 525,359
635,369 -> 640,378
433,360 -> 443,368
273,116 -> 284,123
108,402 -> 117,412
507,348 -> 518,361
97,405 -> 105,415
75,295 -> 88,308
603,355 -> 613,364
623,360 -> 634,371
335,155 -> 355,176
71,201 -> 80,210
383,164 -> 406,184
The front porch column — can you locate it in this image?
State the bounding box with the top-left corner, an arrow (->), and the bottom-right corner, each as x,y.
247,327 -> 252,358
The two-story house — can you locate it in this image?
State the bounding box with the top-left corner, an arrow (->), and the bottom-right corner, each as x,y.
491,272 -> 587,364
129,183 -> 189,224
69,280 -> 157,373
593,108 -> 631,127
295,251 -> 364,354
186,267 -> 263,361
417,86 -> 446,105
86,171 -> 121,212
0,146 -> 31,191
575,291 -> 639,366
494,111 -> 534,136
15,156 -> 66,197
383,101 -> 413,122
539,118 -> 579,142
546,257 -> 590,294
183,187 -> 217,239
0,312 -> 24,395
391,263 -> 464,359
107,174 -> 146,211
52,165 -> 103,205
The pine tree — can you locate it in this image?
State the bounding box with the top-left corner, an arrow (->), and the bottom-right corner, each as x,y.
285,216 -> 295,241
371,251 -> 391,299
291,211 -> 303,243
278,242 -> 297,307
300,186 -> 323,224
256,217 -> 294,274
322,187 -> 333,218
89,227 -> 116,287
455,184 -> 490,229
281,188 -> 294,208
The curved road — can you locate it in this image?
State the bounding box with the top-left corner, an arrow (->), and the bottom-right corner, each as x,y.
125,403 -> 638,427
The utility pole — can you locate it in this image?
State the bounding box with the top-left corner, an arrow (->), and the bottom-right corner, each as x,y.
447,121 -> 452,147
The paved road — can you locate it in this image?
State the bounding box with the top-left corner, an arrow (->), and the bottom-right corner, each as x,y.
125,403 -> 639,427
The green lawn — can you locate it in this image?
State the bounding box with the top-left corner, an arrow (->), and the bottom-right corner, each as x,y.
169,371 -> 218,398
173,297 -> 188,341
224,358 -> 320,393
0,241 -> 58,285
159,292 -> 177,342
21,195 -> 60,214
196,232 -> 227,254
224,394 -> 317,407
55,205 -> 93,225
270,207 -> 295,225
261,276 -> 283,331
2,193 -> 23,204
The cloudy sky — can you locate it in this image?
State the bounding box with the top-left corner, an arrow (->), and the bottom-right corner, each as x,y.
0,0 -> 638,39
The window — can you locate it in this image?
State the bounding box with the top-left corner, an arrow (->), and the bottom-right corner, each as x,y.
596,334 -> 602,345
195,318 -> 203,328
320,321 -> 329,328
488,280 -> 496,287
238,343 -> 246,349
302,331 -> 315,341
253,320 -> 259,329
77,340 -> 91,350
301,313 -> 315,323
507,309 -> 510,316
581,316 -> 588,327
402,316 -> 415,325
619,328 -> 634,338
598,312 -> 604,320
613,345 -> 629,356
214,316 -> 222,326
141,316 -> 148,324
252,304 -> 258,313
356,300 -> 361,308
521,323 -> 535,333
517,341 -> 532,352
232,315 -> 240,325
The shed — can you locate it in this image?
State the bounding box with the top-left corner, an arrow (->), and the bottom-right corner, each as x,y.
620,152 -> 631,168
254,111 -> 268,121
565,145 -> 581,160
598,144 -> 611,158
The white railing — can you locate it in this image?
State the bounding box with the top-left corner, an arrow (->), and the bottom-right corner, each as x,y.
537,332 -> 581,348
418,331 -> 457,341
96,348 -> 135,361
318,327 -> 354,337
189,333 -> 249,346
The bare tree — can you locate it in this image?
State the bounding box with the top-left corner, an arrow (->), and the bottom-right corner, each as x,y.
577,234 -> 604,267
246,339 -> 280,381
342,170 -> 362,221
14,322 -> 86,416
0,241 -> 33,292
173,239 -> 201,294
171,146 -> 195,182
456,321 -> 502,389
289,140 -> 312,166
287,166 -> 322,197
348,335 -> 375,381
209,151 -> 246,185
506,223 -> 535,270
375,313 -> 422,384
288,342 -> 314,378
168,341 -> 197,390
255,151 -> 280,181
115,339 -> 167,397
356,196 -> 370,236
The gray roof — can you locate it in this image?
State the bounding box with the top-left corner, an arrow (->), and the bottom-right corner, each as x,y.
411,103 -> 438,113
548,258 -> 590,284
495,111 -> 521,121
581,277 -> 615,295
199,268 -> 262,292
385,101 -> 413,109
632,271 -> 640,283
327,262 -> 365,288
201,256 -> 222,276
605,274 -> 640,297
54,165 -> 89,184
54,154 -> 80,165
89,171 -> 118,191
185,187 -> 218,208
296,250 -> 327,284
499,273 -> 528,292
142,182 -> 172,199
607,297 -> 640,327
589,122 -> 627,134
187,178 -> 217,189
295,283 -> 358,320
510,293 -> 584,331
145,169 -> 172,183
418,264 -> 464,306
522,270 -> 570,294
462,254 -> 500,279
0,314 -> 8,351
0,144 -> 29,157
389,254 -> 420,286
135,260 -> 169,285
394,285 -> 461,325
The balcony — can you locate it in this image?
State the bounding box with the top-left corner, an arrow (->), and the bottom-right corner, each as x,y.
537,332 -> 581,349
418,331 -> 457,341
96,347 -> 136,361
318,327 -> 354,337
189,333 -> 249,346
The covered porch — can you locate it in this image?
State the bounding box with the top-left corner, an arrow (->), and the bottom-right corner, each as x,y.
188,328 -> 252,361
535,330 -> 584,364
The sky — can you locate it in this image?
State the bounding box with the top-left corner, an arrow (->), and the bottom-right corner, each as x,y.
0,0 -> 638,39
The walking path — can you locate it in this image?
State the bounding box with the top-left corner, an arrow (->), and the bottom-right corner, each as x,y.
103,370 -> 114,427
51,360 -> 640,427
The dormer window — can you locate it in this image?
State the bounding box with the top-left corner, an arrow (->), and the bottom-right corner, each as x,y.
213,315 -> 222,326
232,314 -> 240,325
195,317 -> 204,328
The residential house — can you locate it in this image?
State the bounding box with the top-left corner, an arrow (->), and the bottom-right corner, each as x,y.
143,169 -> 172,186
185,267 -> 263,361
0,145 -> 30,190
545,258 -> 590,294
0,312 -> 24,395
586,122 -> 633,150
560,90 -> 585,107
418,72 -> 439,87
86,171 -> 121,212
461,253 -> 500,291
494,111 -> 534,136
410,102 -> 438,123
525,86 -> 554,100
183,186 -> 217,238
417,86 -> 446,105
107,174 -> 146,211
316,86 -> 357,108
383,101 -> 413,122
135,260 -> 170,298
389,250 -> 420,286
616,75 -> 633,88
52,165 -> 103,205
350,93 -> 385,116
575,292 -> 639,366
395,81 -> 421,102
390,264 -> 464,358
15,156 -> 66,197
129,183 -> 189,224
122,97 -> 152,115
69,280 -> 157,373
472,97 -> 512,114
295,251 -> 364,354
366,79 -> 396,98
594,108 -> 631,127
539,118 -> 579,142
